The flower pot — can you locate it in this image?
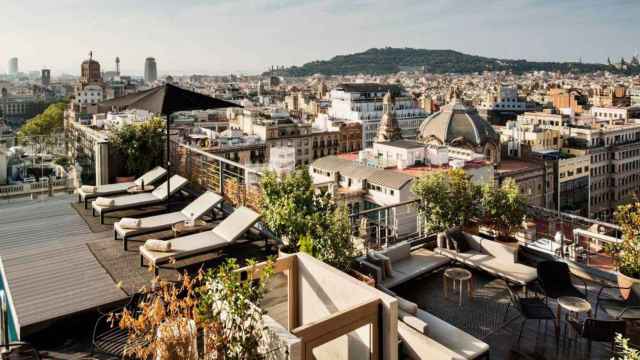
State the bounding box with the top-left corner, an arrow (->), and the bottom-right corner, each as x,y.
349,269 -> 375,286
115,176 -> 135,183
278,247 -> 296,258
617,271 -> 640,300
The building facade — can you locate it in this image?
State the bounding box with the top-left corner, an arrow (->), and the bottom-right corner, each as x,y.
328,83 -> 427,148
144,57 -> 158,83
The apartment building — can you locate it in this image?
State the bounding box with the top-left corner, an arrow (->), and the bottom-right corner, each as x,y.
327,83 -> 427,148
230,107 -> 341,166
564,123 -> 640,220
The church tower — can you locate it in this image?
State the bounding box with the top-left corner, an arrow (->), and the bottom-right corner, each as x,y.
376,91 -> 403,143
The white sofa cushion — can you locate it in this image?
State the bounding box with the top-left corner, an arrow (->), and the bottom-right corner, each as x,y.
399,309 -> 429,335
414,307 -> 490,359
398,321 -> 467,360
382,242 -> 411,263
398,297 -> 418,315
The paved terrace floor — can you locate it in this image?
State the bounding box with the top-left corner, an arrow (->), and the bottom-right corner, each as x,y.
394,267 -> 634,360
0,194 -> 279,359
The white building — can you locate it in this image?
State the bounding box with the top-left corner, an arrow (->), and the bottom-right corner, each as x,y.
327,83 -> 427,148
269,146 -> 296,175
591,106 -> 630,123
480,85 -> 531,112
93,110 -> 153,129
75,84 -> 104,106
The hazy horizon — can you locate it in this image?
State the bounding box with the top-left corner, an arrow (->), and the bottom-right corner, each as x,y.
1,0 -> 638,76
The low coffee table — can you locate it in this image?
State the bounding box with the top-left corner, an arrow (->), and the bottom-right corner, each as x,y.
443,267 -> 473,306
557,296 -> 591,338
172,219 -> 209,238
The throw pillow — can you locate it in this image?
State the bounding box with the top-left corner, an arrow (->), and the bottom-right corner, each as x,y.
447,230 -> 470,253
399,309 -> 429,335
366,251 -> 386,280
377,253 -> 393,278
397,297 -> 418,315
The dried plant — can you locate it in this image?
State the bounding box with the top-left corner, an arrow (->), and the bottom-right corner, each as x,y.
113,272 -> 203,360
112,258 -> 274,359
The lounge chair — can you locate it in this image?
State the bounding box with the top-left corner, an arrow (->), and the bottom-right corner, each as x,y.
114,191 -> 223,251
92,175 -> 189,224
139,206 -> 261,272
77,166 -> 166,208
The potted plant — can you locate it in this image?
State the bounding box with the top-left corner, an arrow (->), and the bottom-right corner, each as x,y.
109,117 -> 165,180
115,259 -> 274,359
412,168 -> 480,235
260,169 -> 316,254
605,202 -> 640,299
480,178 -> 526,242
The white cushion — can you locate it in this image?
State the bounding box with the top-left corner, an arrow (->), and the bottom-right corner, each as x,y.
81,185 -> 96,193
144,239 -> 172,252
399,309 -> 429,335
382,242 -> 411,263
398,297 -> 418,315
94,197 -> 115,207
119,218 -> 141,229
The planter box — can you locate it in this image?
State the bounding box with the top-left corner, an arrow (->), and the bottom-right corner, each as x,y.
618,271 -> 640,300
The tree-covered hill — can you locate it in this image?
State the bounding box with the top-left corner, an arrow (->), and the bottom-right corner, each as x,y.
266,47 -> 632,77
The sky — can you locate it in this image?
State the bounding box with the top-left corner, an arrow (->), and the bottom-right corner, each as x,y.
0,0 -> 638,76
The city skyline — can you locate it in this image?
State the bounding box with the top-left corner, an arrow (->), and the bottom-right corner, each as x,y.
0,0 -> 638,76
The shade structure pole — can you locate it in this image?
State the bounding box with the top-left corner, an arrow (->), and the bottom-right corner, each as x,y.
166,113 -> 171,211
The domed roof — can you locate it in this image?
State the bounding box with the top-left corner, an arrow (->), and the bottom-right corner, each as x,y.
417,99 -> 499,147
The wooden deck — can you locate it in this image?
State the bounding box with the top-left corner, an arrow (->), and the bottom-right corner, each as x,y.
0,195 -> 129,338
0,193 -> 278,355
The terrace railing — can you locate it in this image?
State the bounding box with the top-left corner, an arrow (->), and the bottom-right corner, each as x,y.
170,140 -> 264,211
0,178 -> 72,200
522,205 -> 622,277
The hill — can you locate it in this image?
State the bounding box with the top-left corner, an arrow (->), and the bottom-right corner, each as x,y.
265,47 -> 627,77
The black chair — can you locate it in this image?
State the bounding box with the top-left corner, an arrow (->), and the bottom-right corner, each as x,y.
0,342 -> 41,359
567,318 -> 626,352
92,292 -> 154,357
595,283 -> 640,320
537,261 -> 587,300
504,281 -> 559,344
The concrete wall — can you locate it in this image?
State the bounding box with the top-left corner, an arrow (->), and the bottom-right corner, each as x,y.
296,253 -> 398,360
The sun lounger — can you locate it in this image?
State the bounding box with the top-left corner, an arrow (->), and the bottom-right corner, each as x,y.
139,206 -> 261,270
92,175 -> 189,224
78,166 -> 167,208
114,191 -> 223,250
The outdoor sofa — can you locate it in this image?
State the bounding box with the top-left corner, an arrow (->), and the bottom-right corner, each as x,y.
114,191 -> 223,250
377,286 -> 489,360
78,166 -> 166,208
435,229 -> 537,287
92,175 -> 189,224
358,241 -> 450,288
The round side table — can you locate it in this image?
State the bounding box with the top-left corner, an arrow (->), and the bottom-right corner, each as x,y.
557,296 -> 591,338
443,267 -> 473,306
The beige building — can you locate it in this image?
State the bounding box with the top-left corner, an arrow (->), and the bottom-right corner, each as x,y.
230,107 -> 340,166
565,122 -> 640,220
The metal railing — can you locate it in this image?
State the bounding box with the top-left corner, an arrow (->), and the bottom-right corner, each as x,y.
1,290 -> 9,350
0,178 -> 72,199
170,140 -> 264,210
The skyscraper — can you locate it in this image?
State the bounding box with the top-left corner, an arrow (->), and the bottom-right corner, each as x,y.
41,69 -> 51,86
144,57 -> 157,83
8,58 -> 18,76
